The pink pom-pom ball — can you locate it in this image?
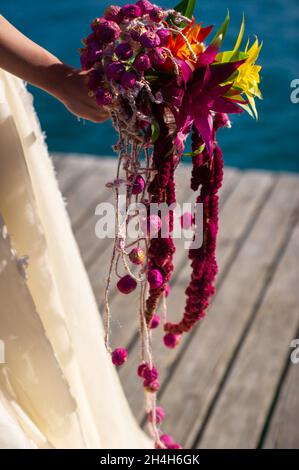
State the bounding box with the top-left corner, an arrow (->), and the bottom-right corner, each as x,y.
121,71 -> 137,89
143,365 -> 158,383
128,174 -> 145,194
122,4 -> 142,19
140,31 -> 161,48
134,53 -> 152,71
148,406 -> 165,424
148,269 -> 164,289
160,434 -> 174,447
95,88 -> 113,106
150,314 -> 161,329
117,275 -> 137,294
112,348 -> 128,366
136,0 -> 154,14
115,43 -> 133,60
137,363 -> 148,378
157,28 -> 170,46
149,6 -> 165,22
93,18 -> 121,43
163,333 -> 181,349
129,247 -> 146,265
181,212 -> 194,230
105,62 -> 125,81
104,5 -> 124,23
144,379 -> 160,393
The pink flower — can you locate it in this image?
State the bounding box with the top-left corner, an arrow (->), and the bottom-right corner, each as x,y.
149,6 -> 165,23
128,174 -> 145,194
105,61 -> 125,81
115,43 -> 133,60
157,28 -> 170,46
150,314 -> 161,329
148,269 -> 164,289
143,365 -> 158,383
137,362 -> 148,378
121,71 -> 137,89
117,275 -> 137,294
104,5 -> 124,24
129,247 -> 146,265
134,53 -> 152,71
95,88 -> 113,106
149,47 -> 168,66
163,333 -> 181,349
136,0 -> 154,14
148,406 -> 165,424
144,379 -> 160,393
112,348 -> 128,366
122,4 -> 142,19
140,31 -> 161,48
93,18 -> 121,43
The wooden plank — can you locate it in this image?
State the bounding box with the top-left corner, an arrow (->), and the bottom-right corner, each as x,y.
156,174 -> 299,449
118,171 -> 275,425
200,217 -> 299,449
263,347 -> 299,449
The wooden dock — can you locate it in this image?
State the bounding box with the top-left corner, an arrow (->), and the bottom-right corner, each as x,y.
53,154 -> 299,449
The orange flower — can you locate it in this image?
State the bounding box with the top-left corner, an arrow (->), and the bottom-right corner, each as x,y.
168,19 -> 213,62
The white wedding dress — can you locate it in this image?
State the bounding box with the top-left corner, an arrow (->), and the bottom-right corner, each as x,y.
0,69 -> 150,449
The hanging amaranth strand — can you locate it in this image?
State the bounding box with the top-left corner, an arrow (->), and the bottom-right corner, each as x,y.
80,0 -> 262,449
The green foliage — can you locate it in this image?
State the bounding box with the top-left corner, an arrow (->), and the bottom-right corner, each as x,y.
174,0 -> 196,20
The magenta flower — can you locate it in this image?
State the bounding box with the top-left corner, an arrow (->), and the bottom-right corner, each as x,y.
104,5 -> 124,24
136,0 -> 154,14
112,348 -> 128,366
122,4 -> 142,18
117,274 -> 137,294
150,314 -> 161,329
176,60 -> 246,155
149,6 -> 165,23
94,19 -> 121,43
105,61 -> 125,80
157,28 -> 170,46
115,42 -> 133,60
134,53 -> 152,71
149,47 -> 168,66
121,71 -> 137,89
148,269 -> 163,289
140,31 -> 161,48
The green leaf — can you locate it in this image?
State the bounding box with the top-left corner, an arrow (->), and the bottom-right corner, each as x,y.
174,0 -> 196,19
183,143 -> 206,157
211,10 -> 230,46
151,121 -> 160,143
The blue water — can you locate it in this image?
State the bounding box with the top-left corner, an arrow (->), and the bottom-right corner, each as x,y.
1,0 -> 299,171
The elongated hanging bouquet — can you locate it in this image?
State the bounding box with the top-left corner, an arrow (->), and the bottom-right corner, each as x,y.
80,0 -> 262,448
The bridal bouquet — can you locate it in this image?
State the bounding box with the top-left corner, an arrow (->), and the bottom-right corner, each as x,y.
80,0 -> 262,448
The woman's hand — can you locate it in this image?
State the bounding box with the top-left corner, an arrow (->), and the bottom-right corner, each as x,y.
0,15 -> 109,123
51,66 -> 110,123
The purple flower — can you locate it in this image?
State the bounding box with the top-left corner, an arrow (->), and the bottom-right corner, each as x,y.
149,6 -> 165,22
87,42 -> 104,62
136,0 -> 154,14
134,53 -> 152,71
112,348 -> 128,366
95,88 -> 113,106
130,24 -> 147,41
149,47 -> 168,66
121,4 -> 142,19
104,5 -> 124,24
140,31 -> 161,48
93,18 -> 121,43
105,61 -> 125,80
80,51 -> 93,70
157,28 -> 170,46
148,269 -> 163,289
121,71 -> 137,89
115,42 -> 133,60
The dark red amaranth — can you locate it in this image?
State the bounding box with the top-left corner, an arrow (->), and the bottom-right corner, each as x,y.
164,116 -> 225,335
145,104 -> 176,325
